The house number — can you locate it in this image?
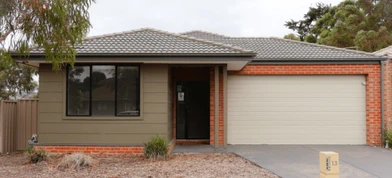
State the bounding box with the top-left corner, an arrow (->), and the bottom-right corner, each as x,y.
326,156 -> 331,171
326,156 -> 338,172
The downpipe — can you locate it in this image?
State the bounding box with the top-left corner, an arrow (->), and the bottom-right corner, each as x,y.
381,60 -> 385,146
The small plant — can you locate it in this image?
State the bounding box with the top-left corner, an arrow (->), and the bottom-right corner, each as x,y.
144,135 -> 169,160
57,153 -> 95,170
385,130 -> 392,148
24,147 -> 47,163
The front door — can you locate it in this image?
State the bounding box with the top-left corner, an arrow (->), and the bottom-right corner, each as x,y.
176,81 -> 210,139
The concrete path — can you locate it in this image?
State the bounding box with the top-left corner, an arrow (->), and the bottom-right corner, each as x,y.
173,145 -> 392,178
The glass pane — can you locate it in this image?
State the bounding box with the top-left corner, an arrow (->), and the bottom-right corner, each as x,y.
92,65 -> 115,116
116,66 -> 140,116
67,66 -> 90,116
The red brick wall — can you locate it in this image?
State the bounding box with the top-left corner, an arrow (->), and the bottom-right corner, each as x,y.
210,68 -> 215,145
34,141 -> 176,155
209,67 -> 224,146
384,61 -> 392,131
230,64 -> 382,146
34,145 -> 144,155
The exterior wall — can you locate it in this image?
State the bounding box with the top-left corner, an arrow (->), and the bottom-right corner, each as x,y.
209,69 -> 214,145
167,68 -> 173,141
34,140 -> 176,155
209,67 -> 224,146
229,64 -> 382,146
384,60 -> 392,131
38,64 -> 171,145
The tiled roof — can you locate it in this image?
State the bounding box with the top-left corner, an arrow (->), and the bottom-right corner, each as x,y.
374,46 -> 392,57
30,28 -> 255,56
181,30 -> 384,61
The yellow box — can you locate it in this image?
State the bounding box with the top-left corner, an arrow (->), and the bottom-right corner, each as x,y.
319,151 -> 339,175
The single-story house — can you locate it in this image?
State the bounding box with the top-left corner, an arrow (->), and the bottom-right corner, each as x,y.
15,28 -> 390,154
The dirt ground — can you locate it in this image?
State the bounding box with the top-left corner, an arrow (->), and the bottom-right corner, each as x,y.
0,153 -> 278,178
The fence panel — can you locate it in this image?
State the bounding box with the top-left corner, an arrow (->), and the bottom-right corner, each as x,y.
16,99 -> 39,151
0,99 -> 38,153
0,101 -> 17,153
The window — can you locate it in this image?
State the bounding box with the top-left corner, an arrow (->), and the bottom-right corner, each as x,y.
116,66 -> 140,116
66,64 -> 140,117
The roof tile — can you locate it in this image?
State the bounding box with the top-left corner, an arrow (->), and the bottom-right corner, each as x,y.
30,28 -> 254,55
181,31 -> 383,60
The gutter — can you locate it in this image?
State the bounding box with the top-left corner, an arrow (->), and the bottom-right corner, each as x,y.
11,52 -> 257,58
381,60 -> 385,145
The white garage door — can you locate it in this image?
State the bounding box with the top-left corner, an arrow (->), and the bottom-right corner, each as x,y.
228,75 -> 366,145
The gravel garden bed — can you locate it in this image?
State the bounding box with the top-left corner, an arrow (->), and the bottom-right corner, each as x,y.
0,152 -> 278,178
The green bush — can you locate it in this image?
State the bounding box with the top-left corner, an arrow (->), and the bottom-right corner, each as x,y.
144,135 -> 169,160
24,147 -> 47,163
385,130 -> 392,148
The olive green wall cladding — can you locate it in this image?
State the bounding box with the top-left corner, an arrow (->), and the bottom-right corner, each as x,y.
38,64 -> 171,145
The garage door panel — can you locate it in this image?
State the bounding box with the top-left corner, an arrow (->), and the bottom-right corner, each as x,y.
229,120 -> 366,125
230,139 -> 365,145
228,101 -> 364,107
228,75 -> 366,145
228,111 -> 365,117
228,97 -> 364,103
229,75 -> 363,83
228,85 -> 363,93
228,106 -> 365,112
228,92 -> 364,98
229,130 -> 365,138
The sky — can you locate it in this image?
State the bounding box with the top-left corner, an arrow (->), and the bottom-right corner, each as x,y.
88,0 -> 343,38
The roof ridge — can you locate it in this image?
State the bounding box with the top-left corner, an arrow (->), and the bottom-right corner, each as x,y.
269,37 -> 380,57
182,30 -> 386,58
374,45 -> 392,55
181,30 -> 231,38
147,28 -> 254,54
181,31 -> 276,39
83,28 -> 152,41
84,28 -> 255,54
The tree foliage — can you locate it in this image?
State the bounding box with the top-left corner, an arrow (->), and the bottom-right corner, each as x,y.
0,0 -> 94,100
1,0 -> 95,70
285,3 -> 331,41
283,33 -> 300,41
0,62 -> 37,100
285,0 -> 392,52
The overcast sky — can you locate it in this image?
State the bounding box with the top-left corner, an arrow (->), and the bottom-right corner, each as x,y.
88,0 -> 343,38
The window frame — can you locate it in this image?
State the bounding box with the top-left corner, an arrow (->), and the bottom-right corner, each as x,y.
66,63 -> 141,117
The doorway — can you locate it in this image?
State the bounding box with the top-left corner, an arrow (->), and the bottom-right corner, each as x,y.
176,81 -> 210,139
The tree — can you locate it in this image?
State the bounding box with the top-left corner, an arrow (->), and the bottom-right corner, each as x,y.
0,62 -> 37,100
285,3 -> 331,42
313,0 -> 392,52
354,26 -> 392,52
1,0 -> 95,70
0,0 -> 94,100
284,33 -> 300,41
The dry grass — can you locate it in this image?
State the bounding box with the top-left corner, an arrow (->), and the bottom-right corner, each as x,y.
0,152 -> 278,178
57,153 -> 96,170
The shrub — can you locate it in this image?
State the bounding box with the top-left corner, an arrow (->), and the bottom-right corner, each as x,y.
385,130 -> 392,148
57,153 -> 95,170
144,135 -> 169,160
24,147 -> 47,163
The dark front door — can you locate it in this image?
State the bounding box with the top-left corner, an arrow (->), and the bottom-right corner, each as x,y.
176,81 -> 210,139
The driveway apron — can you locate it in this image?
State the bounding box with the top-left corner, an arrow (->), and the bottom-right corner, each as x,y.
228,145 -> 390,178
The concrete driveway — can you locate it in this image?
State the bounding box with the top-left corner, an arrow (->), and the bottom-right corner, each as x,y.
228,145 -> 392,178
